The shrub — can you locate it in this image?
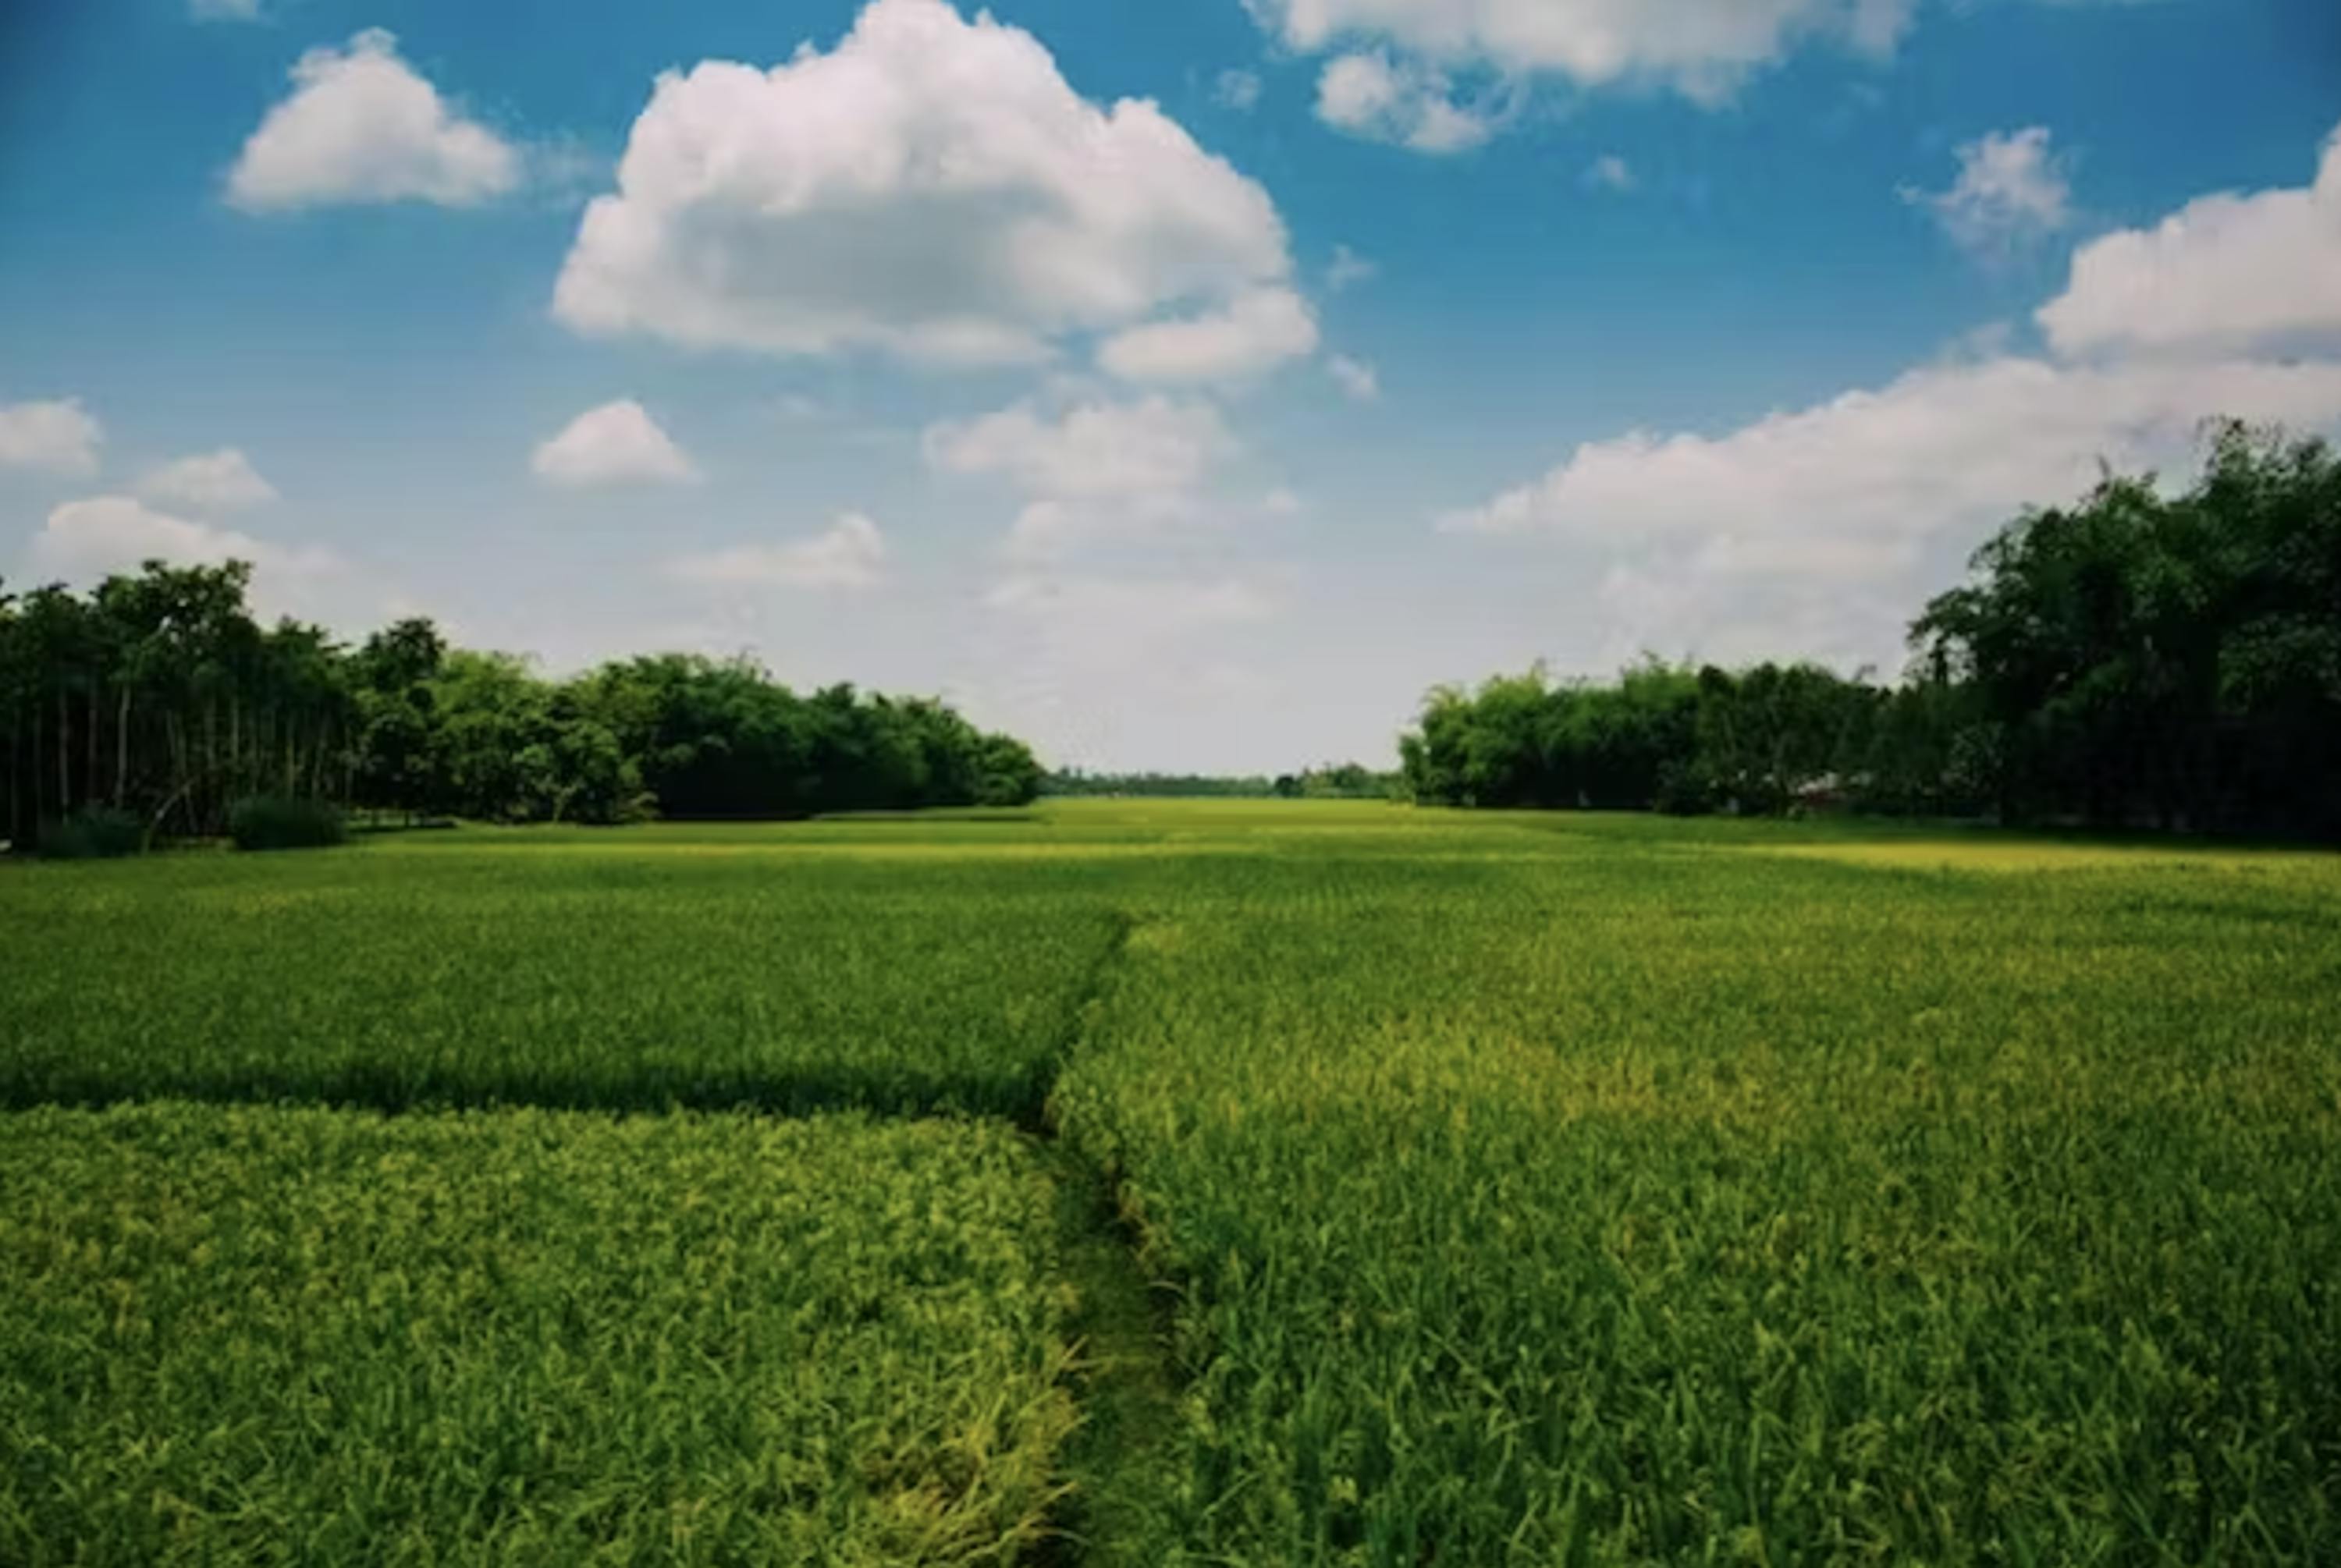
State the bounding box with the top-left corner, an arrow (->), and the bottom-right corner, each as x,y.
37,807 -> 146,860
228,796 -> 348,853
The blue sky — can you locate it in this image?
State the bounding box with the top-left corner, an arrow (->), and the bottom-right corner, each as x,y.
2,0 -> 2338,771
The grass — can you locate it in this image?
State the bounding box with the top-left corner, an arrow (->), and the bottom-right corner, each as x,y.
0,1103 -> 1077,1566
0,836 -> 1126,1117
4,801 -> 2339,1564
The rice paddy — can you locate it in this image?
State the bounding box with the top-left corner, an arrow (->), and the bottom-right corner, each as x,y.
4,801 -> 2336,1563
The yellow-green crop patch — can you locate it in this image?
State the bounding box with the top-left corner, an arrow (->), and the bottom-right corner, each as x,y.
5,802 -> 2339,1565
0,843 -> 1126,1117
0,1103 -> 1076,1568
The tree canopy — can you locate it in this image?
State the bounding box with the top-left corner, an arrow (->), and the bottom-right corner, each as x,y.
0,566 -> 1043,850
1403,424 -> 2341,837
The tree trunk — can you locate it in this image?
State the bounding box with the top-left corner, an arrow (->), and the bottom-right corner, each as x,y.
30,700 -> 44,832
115,686 -> 133,807
57,690 -> 71,818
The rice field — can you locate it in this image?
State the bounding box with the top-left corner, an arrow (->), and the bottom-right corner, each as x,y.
4,802 -> 2337,1563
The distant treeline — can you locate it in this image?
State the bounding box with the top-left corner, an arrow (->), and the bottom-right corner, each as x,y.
0,565 -> 1042,850
1404,423 -> 2341,837
1046,762 -> 1399,800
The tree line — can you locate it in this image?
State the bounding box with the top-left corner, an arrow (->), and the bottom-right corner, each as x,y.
0,562 -> 1043,851
1044,763 -> 1399,800
1402,423 -> 2341,838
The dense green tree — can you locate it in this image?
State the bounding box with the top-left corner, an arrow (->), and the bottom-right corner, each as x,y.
1,566 -> 1043,851
1406,424 -> 2341,838
1916,422 -> 2341,832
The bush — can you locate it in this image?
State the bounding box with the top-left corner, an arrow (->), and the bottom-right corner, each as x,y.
37,807 -> 147,860
228,796 -> 347,853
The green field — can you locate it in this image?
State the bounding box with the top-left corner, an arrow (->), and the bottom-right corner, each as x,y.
5,802 -> 2338,1564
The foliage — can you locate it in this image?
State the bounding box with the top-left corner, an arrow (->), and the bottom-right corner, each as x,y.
0,566 -> 1043,845
1047,764 -> 1398,800
34,805 -> 144,860
0,1103 -> 1076,1567
1405,424 -> 2341,836
227,794 -> 349,852
1045,769 -> 1281,797
1916,421 -> 2341,833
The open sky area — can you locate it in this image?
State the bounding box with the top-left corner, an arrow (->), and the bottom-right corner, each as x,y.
2,0 -> 2337,772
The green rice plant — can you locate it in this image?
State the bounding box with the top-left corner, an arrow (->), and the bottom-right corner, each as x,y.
0,830 -> 1129,1117
1050,814 -> 2341,1564
5,802 -> 2337,1564
0,1102 -> 1078,1567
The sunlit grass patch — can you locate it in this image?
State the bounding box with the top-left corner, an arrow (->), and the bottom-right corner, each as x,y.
0,845 -> 1127,1118
0,1102 -> 1077,1568
1747,835 -> 2340,874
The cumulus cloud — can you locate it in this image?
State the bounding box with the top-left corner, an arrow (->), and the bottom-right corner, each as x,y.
531,401 -> 698,488
227,30 -> 521,211
553,0 -> 1306,375
1906,126 -> 2071,261
29,497 -> 343,608
1315,51 -> 1495,153
1254,0 -> 2149,147
927,394 -> 1249,558
667,513 -> 887,590
1257,0 -> 1916,110
2039,121 -> 2341,359
1440,353 -> 2341,665
926,396 -> 1234,501
1328,354 -> 1381,401
137,449 -> 278,513
1097,288 -> 1320,382
1444,357 -> 2341,546
0,399 -> 102,476
1439,115 -> 2341,667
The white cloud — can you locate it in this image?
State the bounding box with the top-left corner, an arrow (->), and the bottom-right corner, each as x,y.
928,394 -> 1249,558
925,396 -> 1234,501
1097,287 -> 1320,382
190,0 -> 263,20
1328,353 -> 1381,400
1315,51 -> 1494,153
531,401 -> 698,488
0,399 -> 102,476
1442,354 -> 2341,664
137,449 -> 278,513
1258,0 -> 1918,109
553,0 -> 1304,372
1440,116 -> 2341,668
1906,126 -> 2071,261
29,497 -> 343,607
1585,154 -> 1636,192
227,30 -> 520,211
1216,68 -> 1265,111
1445,356 -> 2341,545
668,513 -> 887,590
2039,122 -> 2341,359
1327,244 -> 1377,291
